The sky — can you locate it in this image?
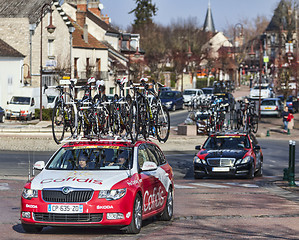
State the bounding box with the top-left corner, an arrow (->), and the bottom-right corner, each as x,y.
100,0 -> 281,31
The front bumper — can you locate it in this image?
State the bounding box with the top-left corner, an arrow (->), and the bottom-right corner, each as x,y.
21,191 -> 133,227
194,162 -> 251,177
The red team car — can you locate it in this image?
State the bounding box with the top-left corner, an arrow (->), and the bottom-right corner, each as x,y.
21,140 -> 174,234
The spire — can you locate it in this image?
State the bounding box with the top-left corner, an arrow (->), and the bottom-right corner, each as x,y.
203,0 -> 216,33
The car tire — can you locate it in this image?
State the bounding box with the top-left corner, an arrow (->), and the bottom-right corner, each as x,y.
277,111 -> 281,118
22,223 -> 43,233
256,160 -> 263,177
246,161 -> 255,179
125,194 -> 142,234
172,104 -> 176,111
0,115 -> 4,123
157,187 -> 173,221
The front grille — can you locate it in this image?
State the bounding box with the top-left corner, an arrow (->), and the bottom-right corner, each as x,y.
42,189 -> 93,203
207,158 -> 235,167
33,213 -> 103,222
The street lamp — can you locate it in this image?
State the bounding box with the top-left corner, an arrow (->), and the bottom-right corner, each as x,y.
40,3 -> 56,121
69,26 -> 75,78
187,45 -> 194,88
233,23 -> 243,87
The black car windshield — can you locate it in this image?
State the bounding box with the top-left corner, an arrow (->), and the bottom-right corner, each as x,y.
203,136 -> 250,150
46,146 -> 133,170
10,97 -> 30,105
160,91 -> 175,99
183,90 -> 196,95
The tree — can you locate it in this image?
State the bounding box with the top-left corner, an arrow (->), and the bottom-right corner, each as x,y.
129,0 -> 157,30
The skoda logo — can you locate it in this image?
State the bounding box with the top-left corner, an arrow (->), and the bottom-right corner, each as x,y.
62,187 -> 71,195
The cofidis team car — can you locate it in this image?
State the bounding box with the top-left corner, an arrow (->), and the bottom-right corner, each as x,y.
21,140 -> 174,234
193,131 -> 263,179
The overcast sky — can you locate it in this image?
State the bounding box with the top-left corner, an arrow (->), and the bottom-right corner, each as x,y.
100,0 -> 281,31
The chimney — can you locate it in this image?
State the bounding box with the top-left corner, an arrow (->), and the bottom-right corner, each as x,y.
76,0 -> 87,27
88,2 -> 101,18
83,24 -> 88,43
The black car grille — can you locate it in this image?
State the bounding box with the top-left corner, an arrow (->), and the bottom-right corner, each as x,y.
33,213 -> 103,222
42,189 -> 93,203
207,158 -> 235,167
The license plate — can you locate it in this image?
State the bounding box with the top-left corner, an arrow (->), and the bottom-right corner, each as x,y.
212,167 -> 230,172
265,107 -> 272,109
48,204 -> 83,213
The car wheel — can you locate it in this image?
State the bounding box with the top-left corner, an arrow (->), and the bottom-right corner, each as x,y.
126,194 -> 142,234
22,223 -> 43,233
0,115 -> 4,123
277,111 -> 281,118
172,104 -> 176,111
246,161 -> 255,179
256,160 -> 263,177
157,187 -> 173,221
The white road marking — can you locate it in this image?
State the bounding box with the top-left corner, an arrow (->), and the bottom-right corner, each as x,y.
191,183 -> 231,188
175,184 -> 196,189
226,182 -> 259,188
0,183 -> 10,190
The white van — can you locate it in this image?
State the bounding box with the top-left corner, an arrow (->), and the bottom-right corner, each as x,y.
6,96 -> 36,120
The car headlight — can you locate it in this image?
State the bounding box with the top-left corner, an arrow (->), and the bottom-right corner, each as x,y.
193,156 -> 206,165
166,101 -> 173,105
22,188 -> 38,200
98,188 -> 126,201
235,156 -> 251,165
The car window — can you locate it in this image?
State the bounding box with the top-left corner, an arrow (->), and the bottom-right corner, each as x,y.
145,144 -> 159,166
261,100 -> 275,106
160,91 -> 175,98
153,145 -> 167,165
46,146 -> 133,170
203,136 -> 250,149
138,144 -> 150,169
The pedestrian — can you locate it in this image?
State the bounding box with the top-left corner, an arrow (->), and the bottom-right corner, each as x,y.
282,106 -> 289,133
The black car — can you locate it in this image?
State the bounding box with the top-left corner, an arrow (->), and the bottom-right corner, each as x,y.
0,106 -> 5,123
212,92 -> 235,111
193,131 -> 263,179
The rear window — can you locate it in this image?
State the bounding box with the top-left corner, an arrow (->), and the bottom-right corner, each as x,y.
202,89 -> 213,94
261,100 -> 276,106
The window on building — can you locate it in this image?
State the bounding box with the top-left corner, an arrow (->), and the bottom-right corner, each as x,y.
74,58 -> 79,78
42,75 -> 54,86
48,39 -> 54,57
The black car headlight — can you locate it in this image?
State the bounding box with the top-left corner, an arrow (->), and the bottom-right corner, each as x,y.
235,156 -> 251,165
193,156 -> 206,165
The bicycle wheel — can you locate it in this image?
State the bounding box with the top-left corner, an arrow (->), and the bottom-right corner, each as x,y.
129,101 -> 138,142
52,101 -> 65,144
236,109 -> 243,130
155,105 -> 170,143
64,104 -> 76,138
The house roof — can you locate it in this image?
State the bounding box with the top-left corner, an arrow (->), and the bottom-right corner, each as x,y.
70,18 -> 107,50
0,0 -> 51,24
0,38 -> 25,57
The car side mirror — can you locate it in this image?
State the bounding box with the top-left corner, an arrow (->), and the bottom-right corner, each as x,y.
141,161 -> 157,171
33,161 -> 45,170
254,145 -> 261,150
195,145 -> 201,150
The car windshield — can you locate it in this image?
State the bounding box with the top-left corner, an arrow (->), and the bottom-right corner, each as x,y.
160,91 -> 175,99
46,146 -> 133,170
47,96 -> 56,103
10,97 -> 30,105
261,100 -> 276,106
202,89 -> 212,94
253,86 -> 269,90
183,90 -> 196,95
203,136 -> 250,150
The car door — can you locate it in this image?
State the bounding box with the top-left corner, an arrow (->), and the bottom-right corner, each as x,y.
145,143 -> 170,211
137,144 -> 159,214
249,134 -> 262,170
177,92 -> 184,109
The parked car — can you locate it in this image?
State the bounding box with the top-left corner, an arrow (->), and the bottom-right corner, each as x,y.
260,98 -> 283,117
193,131 -> 263,179
21,140 -> 174,234
286,95 -> 299,113
0,106 -> 5,123
201,87 -> 214,98
160,90 -> 184,111
212,92 -> 235,111
249,84 -> 274,100
182,89 -> 204,106
158,86 -> 172,95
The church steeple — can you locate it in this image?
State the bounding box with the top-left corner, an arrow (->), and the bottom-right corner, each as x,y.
203,0 -> 216,32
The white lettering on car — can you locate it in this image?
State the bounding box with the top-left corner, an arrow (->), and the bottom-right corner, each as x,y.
126,212 -> 131,218
40,177 -> 103,185
26,204 -> 38,209
96,205 -> 113,210
143,186 -> 164,212
126,179 -> 142,186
